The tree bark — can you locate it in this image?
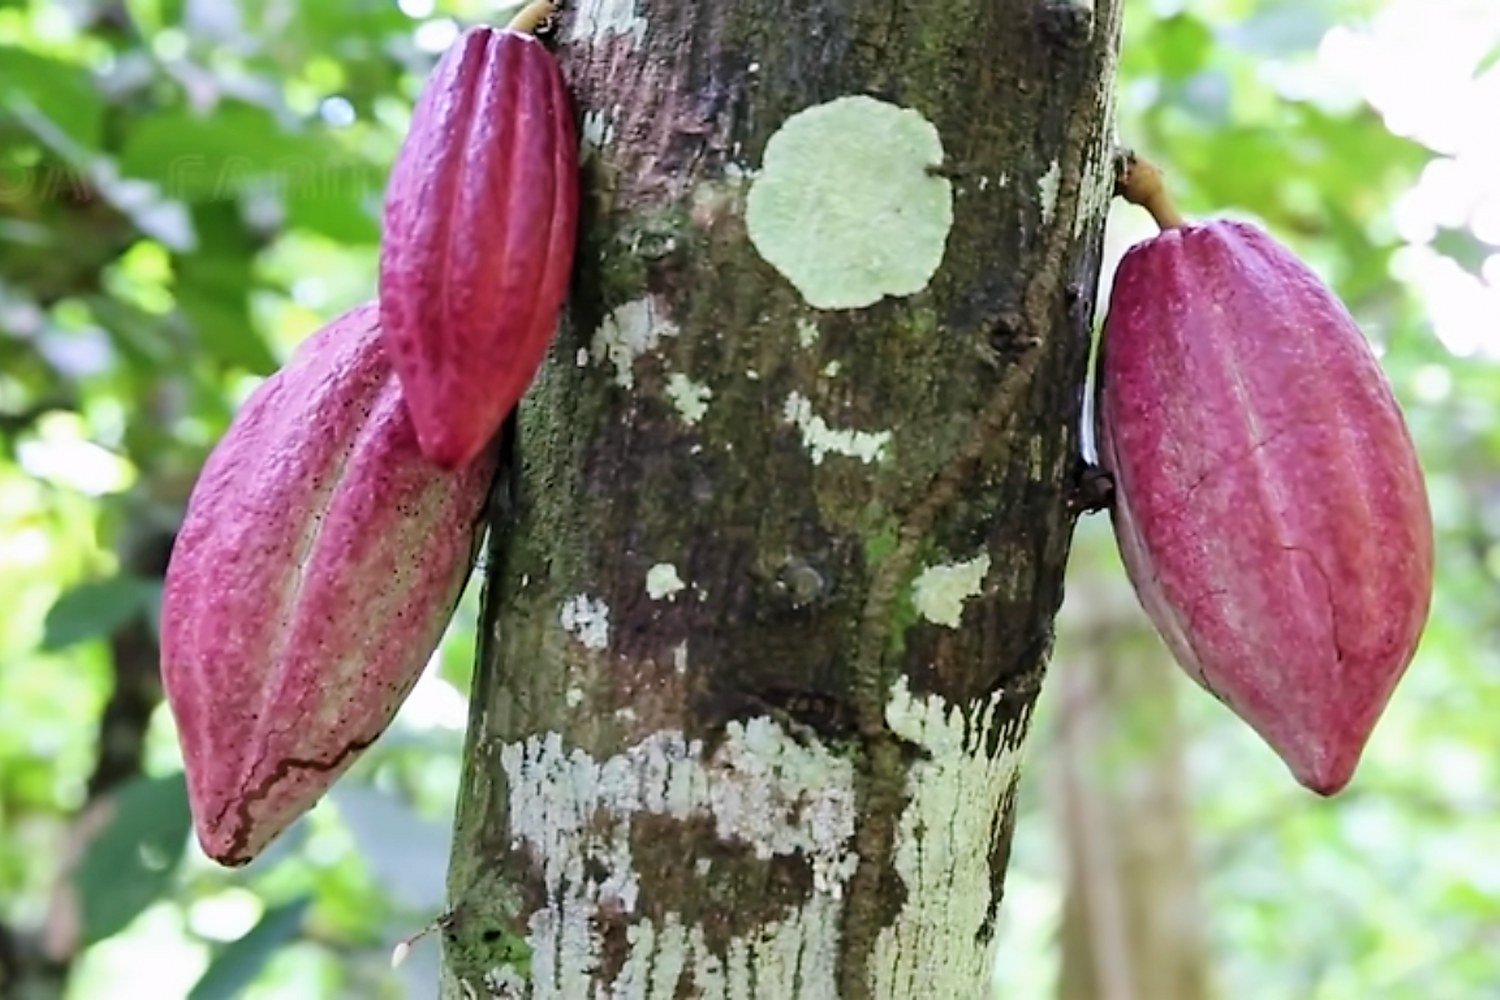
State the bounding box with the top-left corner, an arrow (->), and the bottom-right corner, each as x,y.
443,1 -> 1123,996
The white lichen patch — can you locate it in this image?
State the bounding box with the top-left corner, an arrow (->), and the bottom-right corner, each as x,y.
664,373 -> 712,425
822,360 -> 842,378
870,679 -> 1026,999
782,391 -> 890,466
645,563 -> 687,601
1074,125 -> 1118,240
910,554 -> 991,628
746,96 -> 954,310
589,297 -> 680,389
565,687 -> 585,708
569,0 -> 647,46
499,718 -> 858,997
796,318 -> 819,348
1077,162 -> 1109,240
559,595 -> 610,651
485,965 -> 527,995
1038,159 -> 1062,225
580,108 -> 618,156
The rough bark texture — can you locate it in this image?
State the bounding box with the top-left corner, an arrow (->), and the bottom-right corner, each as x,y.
443,1 -> 1122,996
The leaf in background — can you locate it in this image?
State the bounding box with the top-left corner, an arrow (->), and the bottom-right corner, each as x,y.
1431,225 -> 1495,279
175,203 -> 278,374
177,256 -> 275,373
1297,106 -> 1430,206
288,2 -> 412,48
187,897 -> 313,1000
1185,126 -> 1292,213
283,165 -> 383,245
1475,37 -> 1500,78
0,47 -> 104,153
119,102 -> 339,203
42,575 -> 158,651
85,293 -> 179,367
123,0 -> 185,35
73,773 -> 192,947
1154,14 -> 1214,81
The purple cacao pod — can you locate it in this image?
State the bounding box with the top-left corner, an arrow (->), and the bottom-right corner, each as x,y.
160,303 -> 497,865
379,17 -> 579,469
1095,219 -> 1434,795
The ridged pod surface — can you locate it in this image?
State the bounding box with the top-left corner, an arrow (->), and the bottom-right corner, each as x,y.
379,19 -> 578,468
1095,220 -> 1434,795
160,303 -> 497,865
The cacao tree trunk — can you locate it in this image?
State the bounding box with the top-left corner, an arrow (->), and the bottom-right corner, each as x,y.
442,1 -> 1123,996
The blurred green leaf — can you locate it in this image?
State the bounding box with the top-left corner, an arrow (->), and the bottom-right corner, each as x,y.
0,47 -> 104,153
119,103 -> 339,203
1431,226 -> 1495,278
42,575 -> 158,651
74,773 -> 192,947
124,0 -> 185,34
1155,15 -> 1214,81
175,203 -> 277,374
85,294 -> 179,367
1476,38 -> 1500,78
283,169 -> 383,245
177,256 -> 276,374
288,2 -> 411,46
188,897 -> 313,1000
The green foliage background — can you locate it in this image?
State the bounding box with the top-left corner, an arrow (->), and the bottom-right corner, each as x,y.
0,0 -> 1495,997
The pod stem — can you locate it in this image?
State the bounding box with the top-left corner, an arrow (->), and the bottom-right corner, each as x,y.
507,1 -> 556,34
1115,151 -> 1186,230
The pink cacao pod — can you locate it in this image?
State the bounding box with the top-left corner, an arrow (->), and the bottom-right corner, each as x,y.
379,10 -> 579,469
160,303 -> 497,865
1095,219 -> 1434,795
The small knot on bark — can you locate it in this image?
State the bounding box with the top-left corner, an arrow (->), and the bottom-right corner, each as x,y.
1070,461 -> 1115,514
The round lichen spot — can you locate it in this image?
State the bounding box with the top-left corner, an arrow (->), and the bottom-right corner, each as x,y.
746,96 -> 953,310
